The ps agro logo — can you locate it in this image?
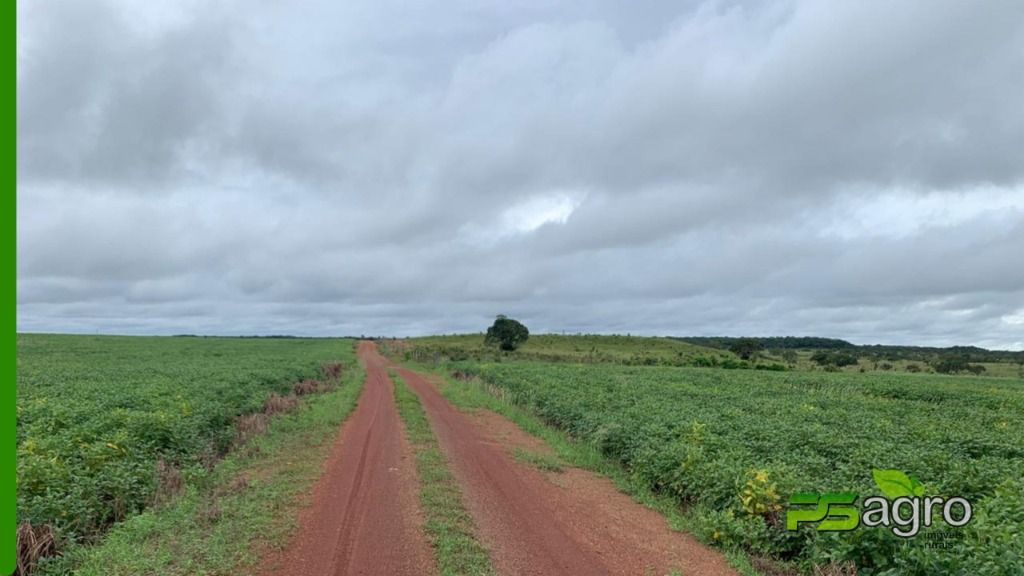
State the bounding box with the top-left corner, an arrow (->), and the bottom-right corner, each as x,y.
787,469 -> 973,538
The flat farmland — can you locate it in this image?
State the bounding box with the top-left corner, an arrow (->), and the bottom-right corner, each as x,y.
17,333 -> 1024,576
449,360 -> 1024,575
16,334 -> 351,549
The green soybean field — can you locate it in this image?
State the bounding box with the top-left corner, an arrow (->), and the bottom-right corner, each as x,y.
450,361 -> 1024,575
16,334 -> 351,552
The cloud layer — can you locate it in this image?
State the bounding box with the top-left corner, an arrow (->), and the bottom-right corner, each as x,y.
17,0 -> 1024,348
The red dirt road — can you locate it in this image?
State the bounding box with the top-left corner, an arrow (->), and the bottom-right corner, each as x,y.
258,341 -> 434,576
260,341 -> 736,576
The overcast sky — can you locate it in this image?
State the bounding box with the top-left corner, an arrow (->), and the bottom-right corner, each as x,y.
16,1 -> 1024,349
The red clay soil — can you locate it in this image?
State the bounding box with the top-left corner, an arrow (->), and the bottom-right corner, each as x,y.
257,341 -> 434,576
392,354 -> 738,576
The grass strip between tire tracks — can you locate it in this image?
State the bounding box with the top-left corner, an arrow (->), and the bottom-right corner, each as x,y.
392,371 -> 495,576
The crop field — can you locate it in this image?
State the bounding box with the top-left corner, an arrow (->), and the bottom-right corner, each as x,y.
16,334 -> 352,554
449,360 -> 1024,575
17,332 -> 1023,576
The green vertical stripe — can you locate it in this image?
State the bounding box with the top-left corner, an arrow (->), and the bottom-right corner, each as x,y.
4,1 -> 15,572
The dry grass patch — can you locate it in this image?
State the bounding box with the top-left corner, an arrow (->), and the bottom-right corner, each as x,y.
321,362 -> 343,381
263,393 -> 299,416
153,459 -> 185,506
236,413 -> 270,444
16,523 -> 58,576
293,379 -> 321,396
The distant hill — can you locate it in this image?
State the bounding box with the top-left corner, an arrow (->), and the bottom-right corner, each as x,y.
855,344 -> 1023,363
674,336 -> 854,350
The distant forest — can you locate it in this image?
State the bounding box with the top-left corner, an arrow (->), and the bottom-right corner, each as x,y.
673,336 -> 1024,363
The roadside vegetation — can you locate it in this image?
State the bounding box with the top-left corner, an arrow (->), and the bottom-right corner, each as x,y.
511,448 -> 565,473
17,334 -> 356,575
392,373 -> 494,576
440,361 -> 1024,575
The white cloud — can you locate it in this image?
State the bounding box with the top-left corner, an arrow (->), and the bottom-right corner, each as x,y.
820,186 -> 1024,241
501,193 -> 583,235
455,192 -> 583,246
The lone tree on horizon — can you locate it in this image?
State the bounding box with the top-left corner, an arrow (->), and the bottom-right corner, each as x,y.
485,315 -> 530,351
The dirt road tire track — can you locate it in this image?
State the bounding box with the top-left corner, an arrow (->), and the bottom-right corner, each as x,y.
257,342 -> 434,576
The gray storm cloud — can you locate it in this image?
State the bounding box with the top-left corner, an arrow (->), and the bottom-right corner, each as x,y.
16,0 -> 1024,349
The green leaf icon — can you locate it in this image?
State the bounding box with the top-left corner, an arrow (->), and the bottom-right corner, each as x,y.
872,469 -> 920,499
909,474 -> 926,497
